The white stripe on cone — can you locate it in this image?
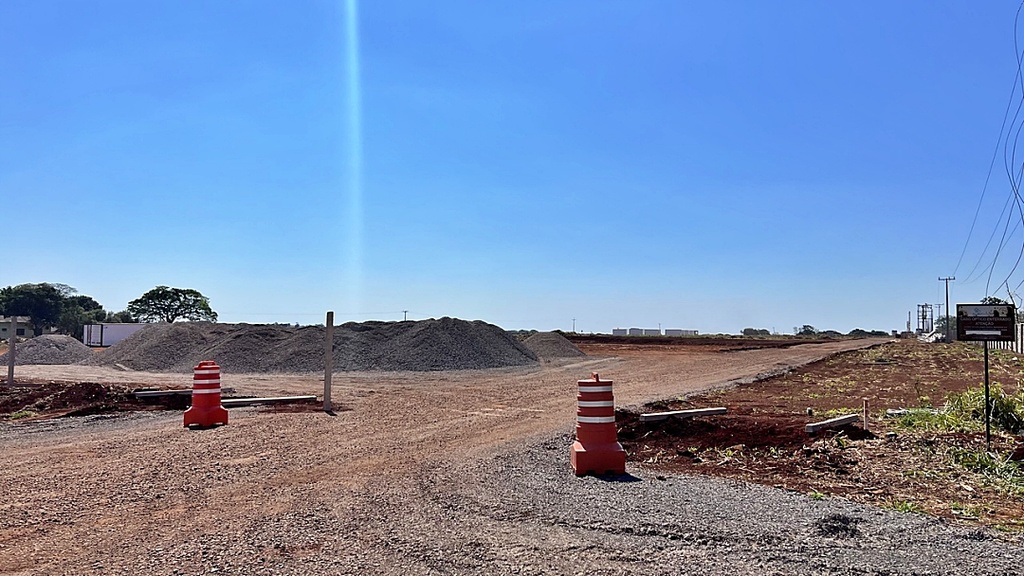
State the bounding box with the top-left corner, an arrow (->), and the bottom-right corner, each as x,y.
192,389 -> 222,395
578,400 -> 614,408
578,385 -> 613,393
577,415 -> 616,424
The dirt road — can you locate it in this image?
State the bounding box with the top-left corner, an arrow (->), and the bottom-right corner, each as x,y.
4,338 -> 1016,575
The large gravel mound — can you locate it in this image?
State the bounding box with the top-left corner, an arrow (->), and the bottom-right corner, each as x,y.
83,318 -> 539,373
0,335 -> 95,365
523,332 -> 586,359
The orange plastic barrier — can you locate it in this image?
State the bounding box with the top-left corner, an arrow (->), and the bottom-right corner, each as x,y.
570,372 -> 626,475
183,360 -> 229,428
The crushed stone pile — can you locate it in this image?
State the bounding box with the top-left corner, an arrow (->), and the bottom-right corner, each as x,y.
523,332 -> 586,359
83,318 -> 540,373
0,335 -> 95,365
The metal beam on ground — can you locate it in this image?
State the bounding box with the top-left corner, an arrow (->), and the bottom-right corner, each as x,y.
221,395 -> 317,408
805,414 -> 860,434
639,407 -> 727,422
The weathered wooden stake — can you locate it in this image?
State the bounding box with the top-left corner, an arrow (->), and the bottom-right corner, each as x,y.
324,311 -> 334,413
863,398 -> 869,432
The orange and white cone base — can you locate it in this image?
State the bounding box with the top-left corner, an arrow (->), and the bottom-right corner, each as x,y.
571,372 -> 626,475
184,360 -> 229,428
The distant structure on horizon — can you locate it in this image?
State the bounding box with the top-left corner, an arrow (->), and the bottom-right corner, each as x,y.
612,328 -> 699,337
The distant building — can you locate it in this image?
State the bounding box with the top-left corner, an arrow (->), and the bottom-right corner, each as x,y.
612,328 -> 628,336
642,328 -> 661,336
627,328 -> 643,336
664,329 -> 699,336
0,316 -> 34,340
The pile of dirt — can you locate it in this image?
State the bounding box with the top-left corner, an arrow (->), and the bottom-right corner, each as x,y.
522,332 -> 586,359
0,335 -> 94,365
83,318 -> 540,373
0,381 -> 143,417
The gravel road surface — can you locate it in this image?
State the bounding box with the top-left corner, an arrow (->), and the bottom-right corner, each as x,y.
4,338 -> 1018,575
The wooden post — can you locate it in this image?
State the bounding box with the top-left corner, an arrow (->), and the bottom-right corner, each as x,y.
862,398 -> 869,432
324,311 -> 334,412
6,316 -> 14,385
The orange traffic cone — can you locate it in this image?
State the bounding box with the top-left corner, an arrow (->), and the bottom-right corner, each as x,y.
570,372 -> 626,475
183,360 -> 229,428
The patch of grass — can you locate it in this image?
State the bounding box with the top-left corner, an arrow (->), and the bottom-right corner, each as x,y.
947,447 -> 1024,495
819,407 -> 859,418
808,490 -> 827,501
8,410 -> 36,420
893,382 -> 1024,434
893,408 -> 979,433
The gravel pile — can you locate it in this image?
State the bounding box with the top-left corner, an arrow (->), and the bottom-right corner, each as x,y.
0,335 -> 94,365
522,331 -> 586,359
83,318 -> 539,373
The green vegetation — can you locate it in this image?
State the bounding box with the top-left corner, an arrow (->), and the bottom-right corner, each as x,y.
947,448 -> 1024,495
127,286 -> 218,323
8,410 -> 36,420
893,382 -> 1024,496
0,282 -> 136,340
893,383 -> 1024,434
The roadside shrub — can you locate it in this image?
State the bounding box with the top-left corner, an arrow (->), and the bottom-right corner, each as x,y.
895,383 -> 1024,434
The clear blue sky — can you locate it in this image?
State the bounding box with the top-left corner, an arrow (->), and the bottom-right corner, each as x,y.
5,1 -> 1024,334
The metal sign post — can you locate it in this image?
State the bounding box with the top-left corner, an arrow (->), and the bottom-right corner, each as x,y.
956,303 -> 1016,451
984,341 -> 991,450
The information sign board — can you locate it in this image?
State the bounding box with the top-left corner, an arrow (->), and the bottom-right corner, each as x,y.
956,303 -> 1017,342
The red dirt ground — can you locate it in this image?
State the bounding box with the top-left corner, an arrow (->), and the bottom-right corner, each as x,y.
617,339 -> 1024,530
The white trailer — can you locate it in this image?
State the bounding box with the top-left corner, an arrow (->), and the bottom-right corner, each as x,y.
83,323 -> 146,347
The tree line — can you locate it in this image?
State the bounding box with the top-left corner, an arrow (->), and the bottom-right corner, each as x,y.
741,326 -> 889,338
0,283 -> 217,340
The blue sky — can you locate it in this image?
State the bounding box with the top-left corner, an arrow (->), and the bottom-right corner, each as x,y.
4,1 -> 1024,334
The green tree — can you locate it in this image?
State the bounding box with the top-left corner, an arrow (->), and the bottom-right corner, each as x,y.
127,286 -> 218,323
0,283 -> 67,336
980,296 -> 1009,304
104,310 -> 137,323
57,295 -> 108,340
742,328 -> 770,336
934,316 -> 957,340
794,324 -> 818,336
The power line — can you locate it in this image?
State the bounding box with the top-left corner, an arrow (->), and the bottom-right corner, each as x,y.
955,0 -> 1024,292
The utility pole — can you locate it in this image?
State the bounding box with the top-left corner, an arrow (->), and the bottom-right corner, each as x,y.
939,276 -> 955,341
572,318 -> 576,333
403,310 -> 408,321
